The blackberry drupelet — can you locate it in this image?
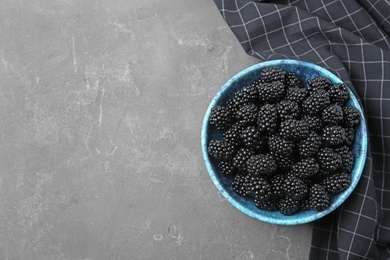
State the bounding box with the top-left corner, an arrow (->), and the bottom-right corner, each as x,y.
247,154 -> 277,176
309,184 -> 330,212
269,135 -> 295,156
283,174 -> 308,200
302,115 -> 322,133
208,139 -> 236,161
322,125 -> 346,146
328,83 -> 349,105
344,127 -> 355,146
279,196 -> 300,216
258,81 -> 286,103
322,104 -> 343,125
291,157 -> 319,179
280,119 -> 310,140
321,172 -> 351,194
302,89 -> 330,115
232,174 -> 251,197
335,146 -> 355,173
317,147 -> 343,172
286,87 -> 308,104
343,106 -> 361,128
240,126 -> 265,152
235,103 -> 259,125
218,161 -> 237,176
257,104 -> 279,134
255,197 -> 279,211
261,66 -> 286,83
248,175 -> 272,201
307,76 -> 332,93
269,174 -> 286,198
232,148 -> 254,172
298,132 -> 322,158
277,100 -> 300,120
285,72 -> 302,88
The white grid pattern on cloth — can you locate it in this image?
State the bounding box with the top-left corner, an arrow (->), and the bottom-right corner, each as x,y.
212,0 -> 390,259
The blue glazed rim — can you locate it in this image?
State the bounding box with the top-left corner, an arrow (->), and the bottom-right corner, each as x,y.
201,59 -> 368,225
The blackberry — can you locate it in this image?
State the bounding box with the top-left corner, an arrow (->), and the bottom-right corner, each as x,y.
209,105 -> 233,131
309,184 -> 330,212
344,127 -> 355,146
232,148 -> 254,172
335,146 -> 355,173
298,132 -> 322,158
321,172 -> 351,194
277,100 -> 299,120
286,87 -> 308,104
269,174 -> 286,198
307,76 -> 332,93
302,115 -> 322,133
247,175 -> 272,201
317,148 -> 342,172
300,196 -> 311,211
291,158 -> 319,179
285,72 -> 302,88
322,105 -> 343,125
235,103 -> 259,125
258,81 -> 286,103
223,122 -> 244,149
280,119 -> 310,140
225,98 -> 239,115
273,153 -> 294,172
261,66 -> 286,83
343,106 -> 361,128
283,174 -> 308,200
328,83 -> 349,105
322,125 -> 346,146
208,139 -> 236,161
232,174 -> 251,197
257,104 -> 278,134
302,89 -> 330,115
240,126 -> 265,152
255,197 -> 279,211
218,161 -> 237,176
247,154 -> 277,176
279,196 -> 300,216
269,135 -> 294,156
234,85 -> 258,104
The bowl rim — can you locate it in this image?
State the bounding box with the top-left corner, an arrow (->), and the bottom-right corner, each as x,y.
201,59 -> 368,225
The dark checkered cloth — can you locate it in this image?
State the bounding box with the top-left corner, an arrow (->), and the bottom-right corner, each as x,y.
212,0 -> 390,259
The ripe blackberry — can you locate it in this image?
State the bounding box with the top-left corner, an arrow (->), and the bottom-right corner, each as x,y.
317,148 -> 342,172
269,174 -> 286,198
261,66 -> 286,83
258,81 -> 286,103
234,85 -> 258,104
218,161 -> 237,176
208,139 -> 236,161
335,146 -> 355,173
285,72 -> 302,88
247,154 -> 277,176
283,175 -> 308,200
235,103 -> 259,125
291,158 -> 319,179
307,76 -> 332,93
344,127 -> 355,146
277,100 -> 299,120
298,132 -> 322,158
302,89 -> 330,115
300,196 -> 311,211
232,174 -> 251,197
322,125 -> 346,146
279,196 -> 300,216
343,106 -> 361,128
286,87 -> 308,104
309,184 -> 330,211
247,175 -> 272,201
257,104 -> 278,134
322,105 -> 343,125
223,122 -> 244,149
255,197 -> 279,211
240,126 -> 265,152
302,115 -> 322,133
232,148 -> 254,172
269,135 -> 294,156
321,172 -> 351,194
328,83 -> 349,105
280,119 -> 310,140
209,105 -> 233,131
273,153 -> 294,172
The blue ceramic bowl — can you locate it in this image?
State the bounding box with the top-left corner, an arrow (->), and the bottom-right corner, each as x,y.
201,59 -> 368,225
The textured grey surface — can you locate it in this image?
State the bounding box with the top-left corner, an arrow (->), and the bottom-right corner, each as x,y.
0,0 -> 312,259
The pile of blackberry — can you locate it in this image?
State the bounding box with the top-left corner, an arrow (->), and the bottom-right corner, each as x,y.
208,66 -> 361,216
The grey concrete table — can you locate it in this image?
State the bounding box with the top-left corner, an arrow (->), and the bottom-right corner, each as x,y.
0,0 -> 312,259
